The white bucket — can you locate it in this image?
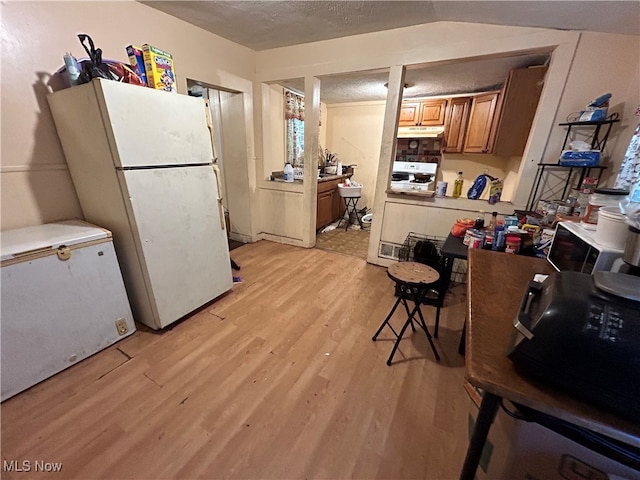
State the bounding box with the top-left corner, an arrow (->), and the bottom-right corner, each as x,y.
595,206 -> 627,249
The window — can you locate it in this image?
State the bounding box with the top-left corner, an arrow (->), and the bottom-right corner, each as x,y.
285,90 -> 304,167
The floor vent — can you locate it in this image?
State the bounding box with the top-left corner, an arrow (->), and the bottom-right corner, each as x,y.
378,241 -> 403,260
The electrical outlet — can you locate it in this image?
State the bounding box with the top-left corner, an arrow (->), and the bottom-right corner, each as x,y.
115,318 -> 129,336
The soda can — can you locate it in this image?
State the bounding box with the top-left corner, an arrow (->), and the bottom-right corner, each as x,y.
435,181 -> 447,197
468,236 -> 483,249
556,202 -> 573,216
580,177 -> 598,194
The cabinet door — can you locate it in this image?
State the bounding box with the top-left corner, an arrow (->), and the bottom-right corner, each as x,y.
419,99 -> 447,125
399,102 -> 421,126
463,92 -> 500,154
332,189 -> 346,222
493,66 -> 548,157
317,190 -> 334,230
443,97 -> 470,153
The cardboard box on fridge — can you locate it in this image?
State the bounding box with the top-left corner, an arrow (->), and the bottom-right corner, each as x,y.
141,44 -> 176,93
125,45 -> 148,86
464,382 -> 640,480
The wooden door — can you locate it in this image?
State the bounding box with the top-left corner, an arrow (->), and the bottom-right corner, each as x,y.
443,97 -> 470,153
398,102 -> 421,126
463,92 -> 500,154
419,99 -> 447,125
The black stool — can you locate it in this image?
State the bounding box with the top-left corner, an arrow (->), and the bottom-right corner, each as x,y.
372,261 -> 441,365
337,196 -> 363,231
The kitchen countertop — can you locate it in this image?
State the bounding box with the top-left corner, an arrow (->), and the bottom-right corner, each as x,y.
269,173 -> 352,183
317,173 -> 352,183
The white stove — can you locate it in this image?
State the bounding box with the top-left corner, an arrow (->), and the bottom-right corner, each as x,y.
390,161 -> 437,192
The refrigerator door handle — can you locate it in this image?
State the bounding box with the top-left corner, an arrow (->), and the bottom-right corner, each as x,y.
212,164 -> 225,231
204,99 -> 218,159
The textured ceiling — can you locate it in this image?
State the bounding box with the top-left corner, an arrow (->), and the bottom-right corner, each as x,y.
141,0 -> 637,103
142,1 -> 640,51
280,54 -> 551,103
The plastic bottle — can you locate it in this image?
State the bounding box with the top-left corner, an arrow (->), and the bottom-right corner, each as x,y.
63,52 -> 81,86
505,235 -> 521,254
283,162 -> 294,182
493,226 -> 505,251
488,211 -> 498,231
453,171 -> 464,198
474,211 -> 485,229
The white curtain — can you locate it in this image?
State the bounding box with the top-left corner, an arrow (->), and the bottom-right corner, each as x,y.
285,90 -> 305,167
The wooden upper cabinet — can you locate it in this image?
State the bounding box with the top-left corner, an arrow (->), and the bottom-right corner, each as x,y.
463,92 -> 500,154
399,99 -> 447,126
399,102 -> 421,126
443,97 -> 470,153
419,99 -> 447,125
462,66 -> 548,156
493,66 -> 548,157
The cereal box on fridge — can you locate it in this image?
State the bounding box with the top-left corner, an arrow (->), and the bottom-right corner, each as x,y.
141,44 -> 176,93
125,45 -> 148,86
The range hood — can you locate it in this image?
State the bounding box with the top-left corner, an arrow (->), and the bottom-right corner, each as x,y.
397,125 -> 445,138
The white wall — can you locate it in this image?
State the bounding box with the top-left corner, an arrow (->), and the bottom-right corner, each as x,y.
512,31 -> 640,208
1,0 -> 256,231
324,101 -> 384,210
266,85 -> 286,178
538,31 -> 640,187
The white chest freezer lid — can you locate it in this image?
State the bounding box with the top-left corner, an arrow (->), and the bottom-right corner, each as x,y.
1,220 -> 111,261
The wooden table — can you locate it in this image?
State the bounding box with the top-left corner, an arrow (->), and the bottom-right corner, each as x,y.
461,249 -> 640,479
440,233 -> 468,350
440,232 -> 468,294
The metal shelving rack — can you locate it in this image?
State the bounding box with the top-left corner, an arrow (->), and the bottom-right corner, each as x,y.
526,116 -> 620,211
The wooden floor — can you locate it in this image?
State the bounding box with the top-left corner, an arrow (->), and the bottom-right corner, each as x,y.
1,240 -> 470,479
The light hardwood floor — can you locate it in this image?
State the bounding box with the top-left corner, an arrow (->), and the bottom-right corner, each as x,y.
1,240 -> 469,479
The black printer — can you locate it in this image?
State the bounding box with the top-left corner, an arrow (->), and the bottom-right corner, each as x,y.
509,270 -> 640,423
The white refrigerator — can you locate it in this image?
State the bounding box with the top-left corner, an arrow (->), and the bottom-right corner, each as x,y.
48,79 -> 233,330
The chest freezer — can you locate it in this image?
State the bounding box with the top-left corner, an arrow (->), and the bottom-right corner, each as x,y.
1,220 -> 135,401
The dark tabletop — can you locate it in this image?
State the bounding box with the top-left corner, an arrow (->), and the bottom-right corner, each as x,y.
441,232 -> 468,259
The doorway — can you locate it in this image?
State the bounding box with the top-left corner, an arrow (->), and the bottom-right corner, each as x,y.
188,79 -> 253,251
315,220 -> 371,260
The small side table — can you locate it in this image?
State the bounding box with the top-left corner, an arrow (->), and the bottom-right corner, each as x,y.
372,261 -> 441,365
337,196 -> 363,231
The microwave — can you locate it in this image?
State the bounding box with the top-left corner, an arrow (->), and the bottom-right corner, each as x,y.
547,221 -> 625,274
